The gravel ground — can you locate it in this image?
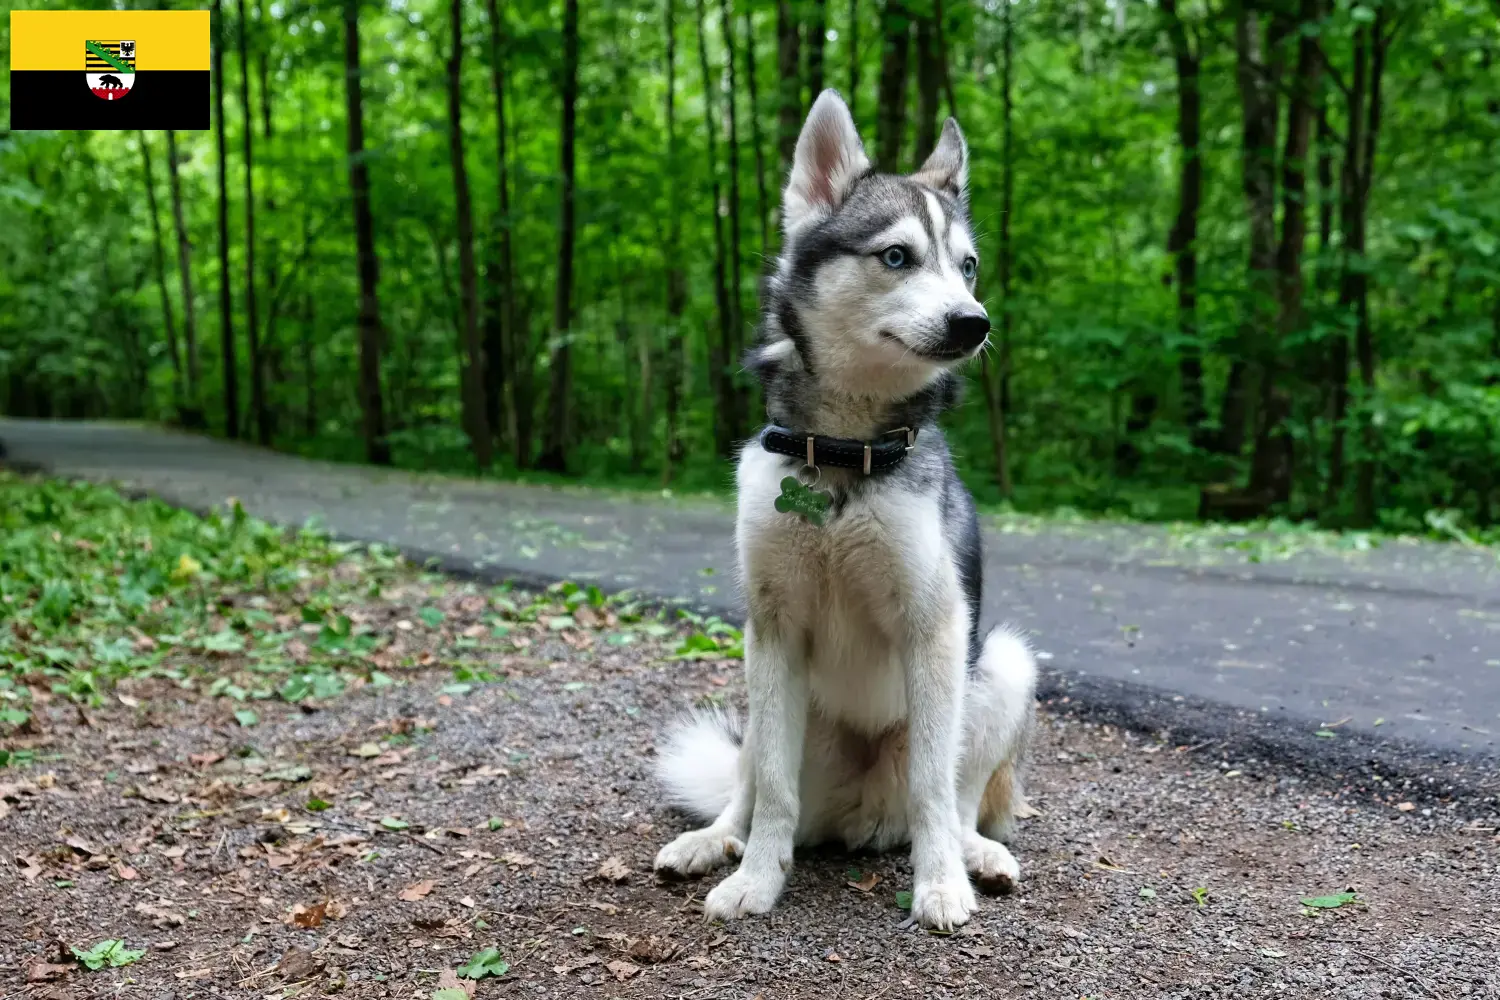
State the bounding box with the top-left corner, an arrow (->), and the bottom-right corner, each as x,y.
4,587 -> 1497,1000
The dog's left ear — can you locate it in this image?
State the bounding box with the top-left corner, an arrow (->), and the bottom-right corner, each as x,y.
912,118 -> 969,204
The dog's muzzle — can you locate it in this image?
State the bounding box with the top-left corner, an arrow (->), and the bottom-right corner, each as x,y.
944,309 -> 991,353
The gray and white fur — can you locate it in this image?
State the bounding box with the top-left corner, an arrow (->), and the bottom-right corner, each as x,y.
653,90 -> 1037,931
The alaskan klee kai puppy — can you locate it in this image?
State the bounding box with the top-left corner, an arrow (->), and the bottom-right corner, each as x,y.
653,90 -> 1037,931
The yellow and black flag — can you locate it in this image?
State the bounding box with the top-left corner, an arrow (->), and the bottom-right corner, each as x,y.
10,10 -> 210,130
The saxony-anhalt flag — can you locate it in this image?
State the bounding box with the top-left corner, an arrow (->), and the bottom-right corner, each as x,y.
10,10 -> 210,129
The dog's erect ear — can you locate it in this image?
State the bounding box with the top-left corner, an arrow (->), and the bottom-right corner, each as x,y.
783,89 -> 870,234
912,117 -> 969,203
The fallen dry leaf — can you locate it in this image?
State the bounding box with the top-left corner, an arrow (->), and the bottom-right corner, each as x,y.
189,752 -> 224,768
135,902 -> 186,928
607,960 -> 640,982
399,879 -> 436,902
325,899 -> 349,920
500,851 -> 535,867
16,855 -> 43,882
275,945 -> 325,981
135,785 -> 179,804
27,962 -> 71,983
846,871 -> 882,893
437,969 -> 477,998
63,834 -> 95,856
175,968 -> 214,981
116,864 -> 139,881
597,856 -> 631,882
288,901 -> 328,928
118,694 -> 141,708
1396,802 -> 1416,812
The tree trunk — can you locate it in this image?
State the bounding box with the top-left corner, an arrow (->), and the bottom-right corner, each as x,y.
806,0 -> 828,100
696,0 -> 736,457
485,0 -> 522,465
663,0 -> 688,481
875,0 -> 910,173
978,0 -> 1013,497
1160,0 -> 1205,447
237,0 -> 268,445
1352,11 -> 1390,526
213,0 -> 239,439
720,0 -> 747,440
913,8 -> 939,158
1247,0 -> 1322,505
538,0 -> 579,472
744,5 -> 771,256
776,0 -> 802,173
847,0 -> 860,120
449,0 -> 494,469
1220,4 -> 1282,458
164,131 -> 202,422
256,0 -> 282,439
343,0 -> 392,466
138,132 -> 182,409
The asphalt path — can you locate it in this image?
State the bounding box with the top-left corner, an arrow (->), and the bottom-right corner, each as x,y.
3,418 -> 1497,794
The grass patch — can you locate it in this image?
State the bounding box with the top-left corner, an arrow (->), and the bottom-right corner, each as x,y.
0,470 -> 735,744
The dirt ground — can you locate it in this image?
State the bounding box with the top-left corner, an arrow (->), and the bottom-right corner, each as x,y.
3,594 -> 1498,1000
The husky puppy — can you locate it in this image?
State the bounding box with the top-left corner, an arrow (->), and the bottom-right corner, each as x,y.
653,90 -> 1037,931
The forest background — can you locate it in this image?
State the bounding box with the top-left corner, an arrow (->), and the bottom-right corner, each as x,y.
2,0 -> 1498,537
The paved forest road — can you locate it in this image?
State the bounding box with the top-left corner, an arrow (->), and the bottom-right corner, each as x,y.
3,418 -> 1498,769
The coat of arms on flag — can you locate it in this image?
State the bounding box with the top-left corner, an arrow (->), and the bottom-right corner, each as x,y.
86,39 -> 136,100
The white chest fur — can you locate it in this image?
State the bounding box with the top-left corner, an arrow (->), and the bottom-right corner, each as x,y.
735,446 -> 964,734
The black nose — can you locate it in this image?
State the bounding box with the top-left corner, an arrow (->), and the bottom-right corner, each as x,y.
946,309 -> 991,350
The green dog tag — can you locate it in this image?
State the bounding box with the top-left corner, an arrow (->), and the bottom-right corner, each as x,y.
774,476 -> 831,526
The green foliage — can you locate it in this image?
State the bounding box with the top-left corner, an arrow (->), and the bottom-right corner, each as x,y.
71,939 -> 146,970
1,0 -> 1497,537
456,947 -> 510,979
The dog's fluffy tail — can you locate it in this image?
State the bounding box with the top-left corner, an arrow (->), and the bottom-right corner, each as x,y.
655,709 -> 743,822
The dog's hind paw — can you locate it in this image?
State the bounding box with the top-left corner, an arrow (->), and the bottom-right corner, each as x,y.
964,833 -> 1020,895
654,828 -> 744,878
703,868 -> 783,922
911,874 -> 978,931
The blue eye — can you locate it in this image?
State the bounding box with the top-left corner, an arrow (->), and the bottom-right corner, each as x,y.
879,246 -> 907,269
962,257 -> 977,280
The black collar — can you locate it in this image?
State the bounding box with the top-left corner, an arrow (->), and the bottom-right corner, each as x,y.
760,424 -> 918,475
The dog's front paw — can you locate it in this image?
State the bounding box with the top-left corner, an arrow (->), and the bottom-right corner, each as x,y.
654,828 -> 745,878
911,873 -> 977,931
702,868 -> 784,922
964,833 -> 1020,895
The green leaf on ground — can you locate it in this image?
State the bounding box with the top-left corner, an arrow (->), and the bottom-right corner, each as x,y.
1138,886 -> 1157,899
233,709 -> 259,727
434,990 -> 470,1000
1301,891 -> 1359,909
457,947 -> 510,979
894,890 -> 913,910
263,765 -> 312,782
380,817 -> 410,830
72,939 -> 145,970
1191,886 -> 1209,906
1314,729 -> 1338,738
487,817 -> 505,831
306,798 -> 332,812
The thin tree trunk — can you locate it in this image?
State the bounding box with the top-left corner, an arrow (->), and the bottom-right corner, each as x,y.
237,0 -> 268,445
776,0 -> 802,173
1352,11 -> 1390,526
538,0 -> 579,472
138,132 -> 182,409
343,0 -> 391,466
720,0 -> 746,440
449,0 -> 494,469
847,0 -> 860,120
164,130 -> 202,421
744,5 -> 771,256
806,0 -> 828,99
913,8 -> 940,158
213,0 -> 239,439
875,0 -> 911,173
697,0 -> 736,457
256,0 -> 282,438
485,0 -> 522,465
1220,4 -> 1282,458
1248,0 -> 1322,504
664,0 -> 688,482
1161,0 -> 1205,447
978,0 -> 1013,497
